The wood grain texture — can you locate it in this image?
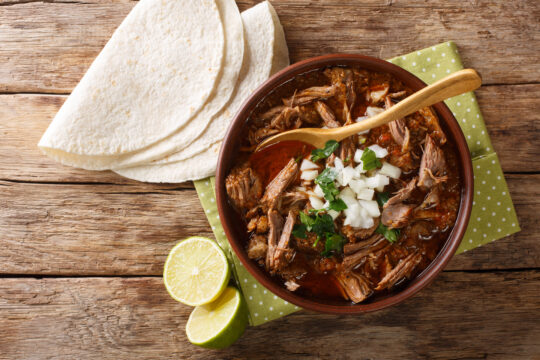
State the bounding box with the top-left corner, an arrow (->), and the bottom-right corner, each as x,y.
0,0 -> 539,358
0,181 -> 211,275
0,272 -> 538,359
0,0 -> 539,93
1,85 -> 538,184
0,174 -> 537,275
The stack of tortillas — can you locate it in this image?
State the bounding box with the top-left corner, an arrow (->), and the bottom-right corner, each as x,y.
39,0 -> 289,183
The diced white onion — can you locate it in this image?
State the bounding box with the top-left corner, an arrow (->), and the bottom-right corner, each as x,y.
379,161 -> 401,179
334,157 -> 344,171
370,87 -> 389,103
313,184 -> 325,198
356,188 -> 375,201
328,209 -> 340,220
354,163 -> 367,176
368,144 -> 388,158
339,187 -> 357,207
300,170 -> 318,181
349,178 -> 367,195
295,186 -> 306,192
359,200 -> 381,217
362,216 -> 375,229
343,203 -> 362,227
341,166 -> 356,186
309,196 -> 325,210
365,174 -> 389,190
300,159 -> 319,171
354,149 -> 364,163
366,106 -> 384,117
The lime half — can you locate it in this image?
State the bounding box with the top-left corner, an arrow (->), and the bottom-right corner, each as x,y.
186,286 -> 249,349
164,236 -> 230,306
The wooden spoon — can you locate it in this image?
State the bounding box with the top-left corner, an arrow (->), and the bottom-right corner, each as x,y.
255,68 -> 481,151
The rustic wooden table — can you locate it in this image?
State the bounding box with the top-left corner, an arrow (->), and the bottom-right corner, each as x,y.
1,0 -> 539,359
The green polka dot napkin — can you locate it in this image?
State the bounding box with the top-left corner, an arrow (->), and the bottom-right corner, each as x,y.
194,41 -> 520,326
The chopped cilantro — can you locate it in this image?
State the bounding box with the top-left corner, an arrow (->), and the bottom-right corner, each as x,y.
292,224 -> 307,239
321,233 -> 346,257
315,168 -> 337,184
376,222 -> 401,243
361,148 -> 382,171
328,198 -> 348,211
312,235 -> 321,247
311,213 -> 335,235
311,140 -> 339,162
314,168 -> 341,203
298,211 -> 342,255
299,211 -> 315,230
322,182 -> 340,202
376,192 -> 390,207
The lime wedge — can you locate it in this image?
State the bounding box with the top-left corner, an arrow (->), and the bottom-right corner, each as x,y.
186,286 -> 249,349
164,236 -> 230,306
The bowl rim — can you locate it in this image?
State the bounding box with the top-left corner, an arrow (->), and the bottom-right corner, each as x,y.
216,53 -> 474,314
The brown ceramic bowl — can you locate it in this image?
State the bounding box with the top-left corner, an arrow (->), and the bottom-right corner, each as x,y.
215,54 -> 474,314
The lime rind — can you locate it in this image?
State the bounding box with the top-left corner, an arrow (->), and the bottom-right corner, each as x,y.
163,236 -> 230,306
186,286 -> 248,349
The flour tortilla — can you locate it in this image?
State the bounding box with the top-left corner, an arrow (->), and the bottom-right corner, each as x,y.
152,1 -> 288,165
38,0 -> 224,162
115,1 -> 289,183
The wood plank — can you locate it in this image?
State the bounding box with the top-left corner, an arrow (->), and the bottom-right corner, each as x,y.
1,85 -> 538,184
0,272 -> 538,359
477,84 -> 540,172
1,0 -> 539,94
0,174 -> 536,275
0,181 -> 212,275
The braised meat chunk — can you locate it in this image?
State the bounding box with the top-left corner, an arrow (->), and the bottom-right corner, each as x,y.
335,271 -> 372,303
226,164 -> 263,210
265,210 -> 284,272
226,65 -> 461,304
261,158 -> 299,210
272,210 -> 297,271
418,135 -> 448,190
283,85 -> 337,107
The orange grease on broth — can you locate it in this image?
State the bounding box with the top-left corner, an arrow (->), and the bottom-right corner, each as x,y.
249,140 -> 314,187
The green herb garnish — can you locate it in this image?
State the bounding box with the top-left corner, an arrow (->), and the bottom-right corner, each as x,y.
292,223 -> 307,239
376,192 -> 390,207
311,140 -> 339,162
299,211 -> 315,230
376,222 -> 401,243
361,148 -> 382,171
321,233 -> 346,257
310,213 -> 335,235
328,198 -> 348,211
314,168 -> 340,201
315,168 -> 337,184
312,235 -> 321,248
298,211 -> 345,255
308,208 -> 325,215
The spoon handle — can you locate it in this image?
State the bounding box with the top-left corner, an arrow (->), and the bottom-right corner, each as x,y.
333,68 -> 482,141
